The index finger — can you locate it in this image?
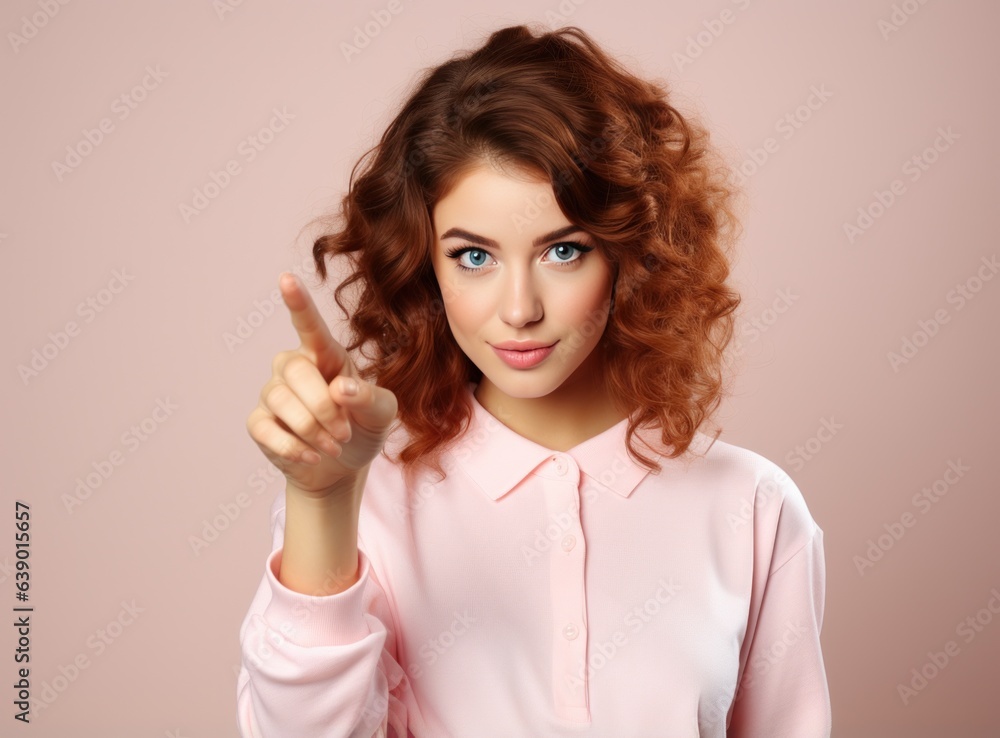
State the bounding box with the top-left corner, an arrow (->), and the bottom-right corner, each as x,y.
279,272 -> 349,379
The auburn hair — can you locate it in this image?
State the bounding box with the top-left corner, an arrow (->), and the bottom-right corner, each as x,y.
307,23 -> 743,484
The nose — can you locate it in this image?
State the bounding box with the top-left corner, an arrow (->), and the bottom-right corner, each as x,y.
498,265 -> 543,328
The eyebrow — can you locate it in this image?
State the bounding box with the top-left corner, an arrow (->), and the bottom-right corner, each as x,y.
439,224 -> 585,249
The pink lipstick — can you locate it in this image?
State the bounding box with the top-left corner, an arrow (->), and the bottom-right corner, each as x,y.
490,341 -> 557,369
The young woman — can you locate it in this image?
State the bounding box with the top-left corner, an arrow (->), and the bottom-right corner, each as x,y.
237,24 -> 831,738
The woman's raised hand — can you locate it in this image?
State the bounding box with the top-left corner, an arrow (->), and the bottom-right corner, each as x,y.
245,272 -> 398,497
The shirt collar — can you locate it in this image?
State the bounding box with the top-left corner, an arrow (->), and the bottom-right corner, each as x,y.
452,381 -> 662,501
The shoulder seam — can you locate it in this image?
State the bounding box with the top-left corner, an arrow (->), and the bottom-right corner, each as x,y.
769,524 -> 822,576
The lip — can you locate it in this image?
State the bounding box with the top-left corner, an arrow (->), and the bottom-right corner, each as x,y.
490,340 -> 557,350
490,341 -> 558,370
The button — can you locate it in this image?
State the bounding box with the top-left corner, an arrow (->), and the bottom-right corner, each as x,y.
553,456 -> 567,475
561,534 -> 576,552
563,624 -> 579,640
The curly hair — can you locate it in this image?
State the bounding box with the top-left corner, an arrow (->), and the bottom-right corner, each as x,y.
307,23 -> 743,484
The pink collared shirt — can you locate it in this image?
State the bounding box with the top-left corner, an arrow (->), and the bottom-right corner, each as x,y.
237,382 -> 831,737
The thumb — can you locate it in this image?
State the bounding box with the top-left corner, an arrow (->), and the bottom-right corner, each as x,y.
333,376 -> 398,436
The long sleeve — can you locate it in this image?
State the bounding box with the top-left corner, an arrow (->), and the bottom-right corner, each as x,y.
236,493 -> 417,738
727,527 -> 832,738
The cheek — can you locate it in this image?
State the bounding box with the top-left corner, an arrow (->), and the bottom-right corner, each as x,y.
561,270 -> 613,325
435,268 -> 479,311
441,290 -> 484,336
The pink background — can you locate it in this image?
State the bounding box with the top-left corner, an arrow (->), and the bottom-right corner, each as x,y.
3,1 -> 998,735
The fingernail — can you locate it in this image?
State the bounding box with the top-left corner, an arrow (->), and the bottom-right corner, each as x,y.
342,378 -> 358,396
318,433 -> 341,455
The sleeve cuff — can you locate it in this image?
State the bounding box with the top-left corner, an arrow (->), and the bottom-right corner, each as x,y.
261,545 -> 374,647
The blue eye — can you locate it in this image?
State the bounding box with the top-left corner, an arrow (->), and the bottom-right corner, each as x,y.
453,248 -> 490,270
549,243 -> 585,263
444,242 -> 594,273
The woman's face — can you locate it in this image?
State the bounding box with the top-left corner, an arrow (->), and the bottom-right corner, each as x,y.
430,160 -> 615,401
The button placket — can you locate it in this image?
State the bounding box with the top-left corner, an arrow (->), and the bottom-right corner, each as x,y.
544,454 -> 590,723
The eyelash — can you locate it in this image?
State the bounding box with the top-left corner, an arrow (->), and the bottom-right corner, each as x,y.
444,242 -> 594,273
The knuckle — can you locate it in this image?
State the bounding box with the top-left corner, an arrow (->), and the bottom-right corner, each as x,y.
296,412 -> 321,439
279,437 -> 299,460
259,379 -> 278,404
246,416 -> 270,446
246,407 -> 270,435
283,353 -> 313,375
271,351 -> 290,375
263,382 -> 291,407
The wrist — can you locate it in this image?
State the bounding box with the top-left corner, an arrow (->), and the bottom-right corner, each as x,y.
287,468 -> 366,503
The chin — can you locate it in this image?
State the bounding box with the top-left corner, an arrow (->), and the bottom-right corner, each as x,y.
489,376 -> 557,399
